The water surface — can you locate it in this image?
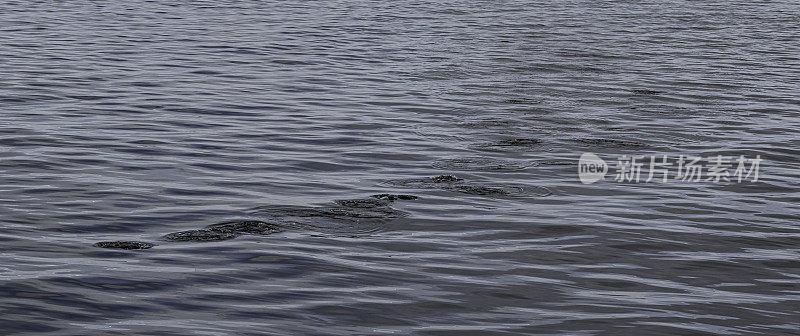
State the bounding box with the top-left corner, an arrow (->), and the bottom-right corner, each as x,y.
1,1 -> 799,335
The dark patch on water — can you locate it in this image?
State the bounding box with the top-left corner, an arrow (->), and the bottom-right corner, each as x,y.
190,69 -> 222,75
385,176 -> 551,198
97,217 -> 332,246
93,194 -> 408,245
249,204 -> 408,235
384,175 -> 465,188
534,225 -> 585,235
535,160 -> 575,166
158,220 -> 283,243
631,89 -> 662,95
204,220 -> 283,235
445,185 -> 522,196
370,194 -> 419,201
163,229 -> 239,242
250,194 -> 420,234
470,138 -> 544,151
92,241 -> 155,250
504,98 -> 540,104
335,198 -> 392,208
571,138 -> 648,149
255,206 -> 408,221
450,185 -> 552,197
493,138 -> 542,146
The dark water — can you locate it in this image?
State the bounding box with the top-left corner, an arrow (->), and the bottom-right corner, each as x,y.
2,1 -> 799,335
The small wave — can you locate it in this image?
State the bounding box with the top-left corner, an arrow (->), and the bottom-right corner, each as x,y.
432,157 -> 531,171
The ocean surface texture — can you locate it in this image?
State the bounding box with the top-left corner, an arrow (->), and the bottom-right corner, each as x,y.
1,1 -> 799,335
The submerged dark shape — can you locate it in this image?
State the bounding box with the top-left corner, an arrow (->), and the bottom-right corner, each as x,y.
631,89 -> 662,95
470,138 -> 543,151
429,175 -> 463,183
370,194 -> 419,201
573,138 -> 648,149
504,98 -> 538,104
93,241 -> 155,250
446,185 -> 519,196
253,204 -> 409,221
493,138 -> 542,146
383,175 -> 464,189
204,220 -> 283,235
249,204 -> 406,235
383,175 -> 545,197
254,205 -> 405,220
335,198 -> 391,208
164,220 -> 282,242
324,206 -> 407,219
536,159 -> 575,166
266,202 -> 409,219
163,229 -> 239,242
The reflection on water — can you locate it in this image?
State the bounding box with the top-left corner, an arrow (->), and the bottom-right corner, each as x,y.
1,0 -> 799,335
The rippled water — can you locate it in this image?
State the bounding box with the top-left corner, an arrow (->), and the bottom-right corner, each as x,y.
2,1 -> 799,335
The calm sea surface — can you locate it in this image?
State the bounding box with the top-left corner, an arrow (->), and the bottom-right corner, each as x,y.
1,1 -> 799,335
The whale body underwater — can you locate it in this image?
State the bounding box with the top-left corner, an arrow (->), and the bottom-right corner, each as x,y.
93,175 -> 554,250
93,193 -> 419,250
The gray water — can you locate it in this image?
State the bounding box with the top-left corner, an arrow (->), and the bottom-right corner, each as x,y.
2,1 -> 799,335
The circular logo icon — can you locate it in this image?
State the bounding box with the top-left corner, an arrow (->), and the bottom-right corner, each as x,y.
578,153 -> 608,184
